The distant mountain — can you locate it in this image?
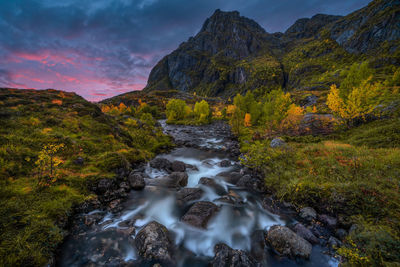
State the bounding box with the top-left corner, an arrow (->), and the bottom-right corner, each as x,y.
141,0 -> 399,98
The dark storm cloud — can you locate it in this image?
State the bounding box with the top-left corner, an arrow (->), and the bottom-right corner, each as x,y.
0,0 -> 372,100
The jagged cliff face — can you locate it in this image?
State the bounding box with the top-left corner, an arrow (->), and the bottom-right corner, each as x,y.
144,0 -> 400,97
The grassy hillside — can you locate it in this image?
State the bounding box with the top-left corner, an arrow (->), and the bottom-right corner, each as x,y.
0,88 -> 172,266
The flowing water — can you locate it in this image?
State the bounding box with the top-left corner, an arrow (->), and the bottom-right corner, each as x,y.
58,121 -> 338,267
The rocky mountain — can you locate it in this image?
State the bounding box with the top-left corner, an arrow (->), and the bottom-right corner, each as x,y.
142,0 -> 399,98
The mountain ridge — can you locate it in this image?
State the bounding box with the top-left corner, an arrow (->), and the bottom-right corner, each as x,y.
119,0 -> 400,100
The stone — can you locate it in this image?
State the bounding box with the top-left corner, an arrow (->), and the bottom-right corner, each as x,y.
328,236 -> 342,248
171,160 -> 186,172
299,207 -> 317,222
74,156 -> 84,165
116,226 -> 135,236
135,221 -> 174,263
128,172 -> 146,190
250,230 -> 267,262
219,159 -> 231,167
270,138 -> 286,148
236,175 -> 265,192
181,201 -> 219,228
176,188 -> 204,205
217,171 -> 242,184
211,243 -> 258,267
169,172 -> 188,187
265,225 -> 312,259
94,178 -> 114,194
293,223 -> 319,244
149,158 -> 172,172
84,213 -> 103,226
335,228 -> 348,240
185,164 -> 199,171
318,214 -> 337,229
108,199 -> 122,212
199,177 -> 226,194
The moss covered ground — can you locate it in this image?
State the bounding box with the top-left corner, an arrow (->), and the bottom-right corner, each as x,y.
0,88 -> 172,266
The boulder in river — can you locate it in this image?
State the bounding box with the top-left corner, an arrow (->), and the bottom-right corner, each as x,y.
176,188 -> 204,206
216,171 -> 242,184
199,177 -> 226,194
266,225 -> 312,259
211,243 -> 258,267
181,201 -> 219,228
171,160 -> 186,172
219,159 -> 231,167
293,223 -> 319,244
150,158 -> 172,172
169,172 -> 188,187
128,172 -> 146,190
135,221 -> 174,264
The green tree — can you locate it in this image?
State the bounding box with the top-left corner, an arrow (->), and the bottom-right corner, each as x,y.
261,89 -> 292,132
166,99 -> 189,122
194,100 -> 210,123
341,61 -> 373,99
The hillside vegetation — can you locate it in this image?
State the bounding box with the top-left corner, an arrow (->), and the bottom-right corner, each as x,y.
0,88 -> 172,266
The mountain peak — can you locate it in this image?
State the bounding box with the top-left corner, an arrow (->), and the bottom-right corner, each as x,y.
285,14 -> 342,38
199,9 -> 265,37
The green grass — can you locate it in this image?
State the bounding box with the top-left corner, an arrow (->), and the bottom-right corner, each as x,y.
238,119 -> 400,266
0,88 -> 172,266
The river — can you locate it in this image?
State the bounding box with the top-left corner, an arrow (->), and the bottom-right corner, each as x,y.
57,121 -> 338,266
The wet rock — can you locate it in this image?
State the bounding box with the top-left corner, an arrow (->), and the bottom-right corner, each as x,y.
211,243 -> 258,267
171,160 -> 186,172
119,181 -> 130,192
135,221 -> 174,263
328,236 -> 342,248
199,177 -> 226,194
108,199 -> 122,212
150,158 -> 172,172
116,226 -> 136,236
185,164 -> 199,171
128,172 -> 146,190
310,224 -> 331,240
219,159 -> 231,167
202,159 -> 215,167
299,207 -> 317,222
293,223 -> 319,244
176,188 -> 204,205
181,201 -> 219,228
266,225 -> 312,259
84,213 -> 103,226
217,171 -> 242,184
236,175 -> 265,192
75,197 -> 101,213
169,172 -> 188,187
270,138 -> 286,148
318,214 -> 337,230
335,228 -> 348,240
250,230 -> 267,262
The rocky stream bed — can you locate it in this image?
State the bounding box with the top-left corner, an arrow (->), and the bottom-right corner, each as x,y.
56,121 -> 343,267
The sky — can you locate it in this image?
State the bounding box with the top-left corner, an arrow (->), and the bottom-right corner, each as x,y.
0,0 -> 371,101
